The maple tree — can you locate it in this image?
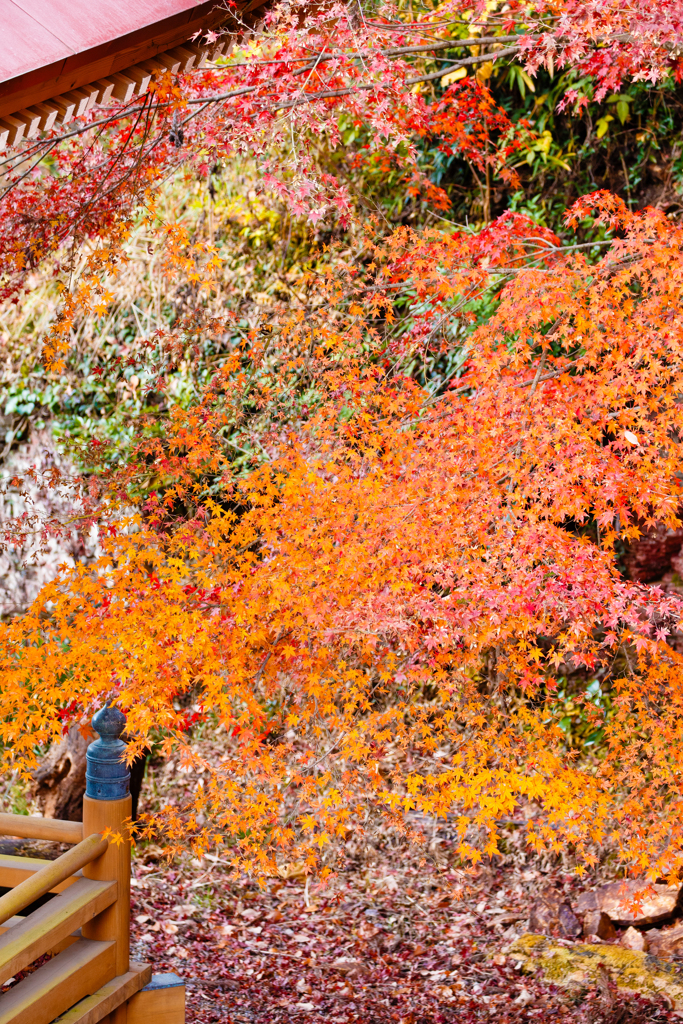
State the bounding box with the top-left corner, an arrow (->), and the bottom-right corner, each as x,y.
1,0 -> 683,884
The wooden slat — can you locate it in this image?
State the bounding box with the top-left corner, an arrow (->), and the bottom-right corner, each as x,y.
51,94 -> 77,124
63,90 -> 91,117
138,58 -> 166,79
166,47 -> 197,72
0,878 -> 116,983
0,918 -> 26,936
0,117 -> 25,146
52,963 -> 151,1024
28,102 -> 59,131
0,919 -> 78,958
0,816 -> 83,847
0,854 -> 78,894
93,80 -> 115,105
11,109 -> 41,139
0,938 -> 115,1024
182,43 -> 208,68
0,122 -> 10,152
81,85 -> 99,112
122,67 -> 152,96
109,74 -> 136,103
147,53 -> 182,74
0,930 -> 79,959
210,40 -> 229,60
68,90 -> 92,117
0,834 -> 107,927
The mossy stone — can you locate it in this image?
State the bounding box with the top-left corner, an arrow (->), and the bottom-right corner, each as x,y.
508,933 -> 683,1008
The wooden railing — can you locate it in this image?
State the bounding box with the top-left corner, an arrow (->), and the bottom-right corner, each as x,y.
0,708 -> 185,1024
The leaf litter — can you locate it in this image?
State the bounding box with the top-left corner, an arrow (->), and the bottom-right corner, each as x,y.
128,748 -> 682,1024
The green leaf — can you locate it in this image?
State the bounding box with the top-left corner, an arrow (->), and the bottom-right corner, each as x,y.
519,68 -> 536,94
596,115 -> 613,139
616,100 -> 630,124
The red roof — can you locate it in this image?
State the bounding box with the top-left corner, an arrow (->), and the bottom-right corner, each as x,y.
3,1 -> 213,81
0,0 -> 234,122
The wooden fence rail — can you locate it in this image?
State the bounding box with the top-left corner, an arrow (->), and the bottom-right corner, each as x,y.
0,708 -> 185,1024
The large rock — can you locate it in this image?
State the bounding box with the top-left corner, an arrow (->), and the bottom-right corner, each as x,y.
576,881 -> 681,927
582,910 -> 617,941
620,926 -> 647,952
0,430 -> 102,617
509,934 -> 683,1009
647,923 -> 683,961
529,890 -> 581,939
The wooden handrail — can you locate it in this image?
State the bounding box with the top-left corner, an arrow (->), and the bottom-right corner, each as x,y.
0,833 -> 108,927
0,853 -> 80,894
0,814 -> 83,845
0,708 -> 185,1023
0,877 -> 117,984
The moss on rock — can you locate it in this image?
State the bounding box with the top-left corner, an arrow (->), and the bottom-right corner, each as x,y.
508,933 -> 683,1008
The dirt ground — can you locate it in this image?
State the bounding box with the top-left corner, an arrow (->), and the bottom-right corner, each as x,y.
128,841 -> 679,1024
127,761 -> 680,1024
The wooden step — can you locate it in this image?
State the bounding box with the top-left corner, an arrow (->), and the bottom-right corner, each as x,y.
0,917 -> 77,962
0,919 -> 27,937
0,878 -> 116,983
126,974 -> 185,1024
0,938 -> 115,1024
52,963 -> 151,1024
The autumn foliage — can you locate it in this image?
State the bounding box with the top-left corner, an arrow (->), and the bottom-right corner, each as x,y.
1,1 -> 683,882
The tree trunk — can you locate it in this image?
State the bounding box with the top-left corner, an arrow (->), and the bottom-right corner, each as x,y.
30,724 -> 93,822
624,524 -> 683,583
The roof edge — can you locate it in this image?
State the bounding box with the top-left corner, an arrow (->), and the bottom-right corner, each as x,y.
0,1 -> 228,120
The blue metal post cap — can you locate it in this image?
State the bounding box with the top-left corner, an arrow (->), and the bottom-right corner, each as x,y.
92,705 -> 126,740
85,705 -> 131,801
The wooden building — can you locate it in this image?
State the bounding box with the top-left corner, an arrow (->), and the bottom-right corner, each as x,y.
0,0 -> 266,149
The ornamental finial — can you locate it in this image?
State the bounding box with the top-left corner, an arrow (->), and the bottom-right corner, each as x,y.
85,705 -> 130,801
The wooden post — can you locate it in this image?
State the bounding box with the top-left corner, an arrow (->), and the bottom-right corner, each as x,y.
81,707 -> 132,977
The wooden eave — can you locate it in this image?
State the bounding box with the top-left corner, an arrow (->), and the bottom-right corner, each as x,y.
0,0 -> 269,148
